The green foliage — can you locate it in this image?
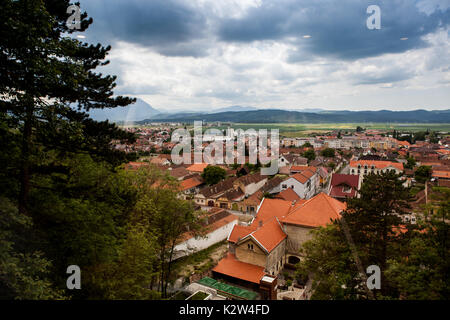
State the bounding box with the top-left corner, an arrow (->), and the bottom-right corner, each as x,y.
404,157 -> 416,169
298,171 -> 418,299
303,149 -> 316,162
415,166 -> 432,183
201,165 -> 226,185
321,148 -> 335,158
88,223 -> 160,300
0,1 -> 206,300
0,197 -> 65,299
385,200 -> 449,299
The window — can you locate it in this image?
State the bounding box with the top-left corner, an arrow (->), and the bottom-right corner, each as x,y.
247,243 -> 254,250
282,184 -> 287,189
342,186 -> 352,193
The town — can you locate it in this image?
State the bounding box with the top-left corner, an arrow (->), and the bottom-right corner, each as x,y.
112,123 -> 450,300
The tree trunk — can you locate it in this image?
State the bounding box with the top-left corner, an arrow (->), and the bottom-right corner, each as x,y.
163,241 -> 176,298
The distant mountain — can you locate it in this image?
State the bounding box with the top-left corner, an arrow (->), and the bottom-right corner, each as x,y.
138,109 -> 450,124
209,106 -> 258,113
293,108 -> 325,113
89,98 -> 160,121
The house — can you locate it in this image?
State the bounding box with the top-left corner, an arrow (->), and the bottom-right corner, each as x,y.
212,193 -> 345,293
328,173 -> 360,201
278,167 -> 318,199
278,154 -> 308,167
234,172 -> 268,197
194,177 -> 238,207
150,154 -> 171,166
432,170 -> 450,187
169,166 -> 191,180
187,163 -> 209,174
216,188 -> 246,210
281,193 -> 345,256
180,176 -> 205,197
239,190 -> 264,214
349,160 -> 403,179
260,176 -> 288,195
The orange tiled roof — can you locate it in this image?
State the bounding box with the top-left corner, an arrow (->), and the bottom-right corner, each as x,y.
227,224 -> 257,243
180,176 -> 204,191
212,253 -> 266,284
290,166 -> 316,183
251,198 -> 293,227
349,160 -> 403,171
282,193 -> 346,228
290,165 -> 308,171
437,149 -> 450,155
397,140 -> 411,147
249,217 -> 287,253
186,163 -> 209,173
432,170 -> 450,179
274,188 -> 300,202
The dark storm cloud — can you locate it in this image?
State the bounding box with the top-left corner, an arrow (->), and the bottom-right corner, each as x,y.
218,0 -> 450,61
80,0 -> 208,57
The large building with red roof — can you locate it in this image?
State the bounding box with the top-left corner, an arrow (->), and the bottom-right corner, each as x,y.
349,160 -> 403,178
212,193 -> 346,293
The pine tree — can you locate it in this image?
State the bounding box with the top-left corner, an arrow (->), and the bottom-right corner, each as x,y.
0,0 -> 136,215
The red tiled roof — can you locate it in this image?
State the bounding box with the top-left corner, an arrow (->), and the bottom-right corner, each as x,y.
330,174 -> 359,188
212,253 -> 266,284
350,160 -> 403,171
330,186 -> 357,198
282,193 -> 346,228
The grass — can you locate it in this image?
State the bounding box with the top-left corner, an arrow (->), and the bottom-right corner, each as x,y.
211,123 -> 450,136
171,240 -> 227,281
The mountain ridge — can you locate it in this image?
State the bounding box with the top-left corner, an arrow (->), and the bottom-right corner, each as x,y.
138,109 -> 450,124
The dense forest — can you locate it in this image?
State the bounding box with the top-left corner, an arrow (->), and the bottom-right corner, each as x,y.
0,0 -> 201,299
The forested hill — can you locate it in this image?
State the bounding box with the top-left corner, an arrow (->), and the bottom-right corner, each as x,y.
140,109 -> 450,123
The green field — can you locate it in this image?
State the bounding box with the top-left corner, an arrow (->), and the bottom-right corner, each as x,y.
134,122 -> 450,138
211,123 -> 450,137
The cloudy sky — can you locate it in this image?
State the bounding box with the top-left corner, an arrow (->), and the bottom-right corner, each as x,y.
78,0 -> 450,112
